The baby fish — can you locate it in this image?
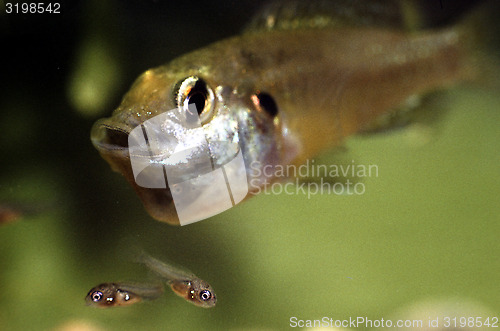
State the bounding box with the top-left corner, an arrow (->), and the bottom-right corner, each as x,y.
85,282 -> 164,308
137,252 -> 216,308
0,204 -> 23,224
91,1 -> 498,225
0,201 -> 52,224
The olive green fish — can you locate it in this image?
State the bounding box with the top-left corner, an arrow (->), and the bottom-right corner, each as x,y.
91,0 -> 497,225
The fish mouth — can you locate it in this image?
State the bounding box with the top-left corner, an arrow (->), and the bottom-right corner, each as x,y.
91,117 -> 248,226
91,119 -> 181,225
91,119 -> 132,156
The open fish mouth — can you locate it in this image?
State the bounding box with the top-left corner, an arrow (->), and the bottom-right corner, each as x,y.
91,117 -> 179,224
91,121 -> 131,155
91,112 -> 249,225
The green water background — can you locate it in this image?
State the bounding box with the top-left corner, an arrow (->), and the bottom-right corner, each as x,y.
0,1 -> 498,330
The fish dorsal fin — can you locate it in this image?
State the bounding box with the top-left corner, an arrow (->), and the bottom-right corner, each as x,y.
244,0 -> 415,33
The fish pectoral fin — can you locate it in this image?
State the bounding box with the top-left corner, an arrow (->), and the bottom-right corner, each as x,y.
359,91 -> 452,148
360,91 -> 449,136
360,94 -> 422,134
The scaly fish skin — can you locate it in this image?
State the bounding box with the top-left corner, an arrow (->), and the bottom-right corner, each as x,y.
92,4 -> 480,225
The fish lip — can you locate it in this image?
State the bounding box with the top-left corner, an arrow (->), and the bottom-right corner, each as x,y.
90,119 -> 132,157
90,102 -> 150,154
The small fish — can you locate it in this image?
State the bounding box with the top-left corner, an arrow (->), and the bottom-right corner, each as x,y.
91,1 -> 499,225
85,282 -> 164,308
0,202 -> 51,225
137,252 -> 217,308
0,204 -> 23,224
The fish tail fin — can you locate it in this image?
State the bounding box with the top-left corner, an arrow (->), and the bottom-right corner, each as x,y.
124,245 -> 163,277
130,248 -> 159,274
457,0 -> 500,89
119,282 -> 165,301
131,248 -> 191,282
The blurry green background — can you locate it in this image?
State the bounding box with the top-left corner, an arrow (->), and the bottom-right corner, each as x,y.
0,0 -> 498,330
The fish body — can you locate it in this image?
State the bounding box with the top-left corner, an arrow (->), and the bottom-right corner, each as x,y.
85,282 -> 164,308
91,1 -> 489,225
137,252 -> 217,308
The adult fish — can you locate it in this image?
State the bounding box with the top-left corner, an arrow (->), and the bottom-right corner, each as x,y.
91,0 -> 497,225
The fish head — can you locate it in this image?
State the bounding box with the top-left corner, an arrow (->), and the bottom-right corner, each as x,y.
85,284 -> 110,307
170,279 -> 217,308
91,46 -> 298,225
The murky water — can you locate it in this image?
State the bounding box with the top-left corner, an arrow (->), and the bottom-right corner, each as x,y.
0,1 -> 498,330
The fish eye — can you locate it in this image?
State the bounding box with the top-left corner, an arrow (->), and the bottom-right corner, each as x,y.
91,291 -> 103,302
199,290 -> 212,301
252,91 -> 278,118
175,76 -> 215,124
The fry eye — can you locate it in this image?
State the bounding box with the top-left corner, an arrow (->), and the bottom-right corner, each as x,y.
175,76 -> 215,124
199,290 -> 212,301
91,291 -> 103,302
252,91 -> 278,118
